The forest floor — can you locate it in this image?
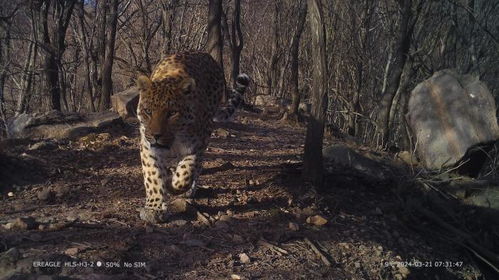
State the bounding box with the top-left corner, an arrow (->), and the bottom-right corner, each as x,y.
0,108 -> 487,280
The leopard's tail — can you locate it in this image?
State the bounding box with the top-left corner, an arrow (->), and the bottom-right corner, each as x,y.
213,73 -> 250,122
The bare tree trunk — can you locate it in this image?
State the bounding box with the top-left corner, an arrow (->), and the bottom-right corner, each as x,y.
230,0 -> 243,86
34,0 -> 76,112
207,0 -> 223,67
376,0 -> 413,146
303,0 -> 328,187
76,0 -> 96,112
16,40 -> 37,115
160,0 -> 178,57
288,0 -> 307,118
467,0 -> 478,75
268,0 -> 281,97
207,0 -> 224,100
94,0 -> 107,108
99,0 -> 119,111
0,11 -> 13,134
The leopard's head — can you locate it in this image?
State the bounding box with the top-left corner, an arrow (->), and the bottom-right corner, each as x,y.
136,75 -> 196,149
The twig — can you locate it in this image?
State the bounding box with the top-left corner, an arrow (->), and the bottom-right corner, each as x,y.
413,205 -> 499,270
462,243 -> 499,274
420,181 -> 458,200
304,237 -> 332,266
257,239 -> 288,256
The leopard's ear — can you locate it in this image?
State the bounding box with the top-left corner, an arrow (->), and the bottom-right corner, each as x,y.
136,75 -> 152,92
180,77 -> 196,92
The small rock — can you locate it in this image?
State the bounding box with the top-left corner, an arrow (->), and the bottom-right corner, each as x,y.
6,217 -> 38,230
7,192 -> 14,197
48,222 -> 69,231
306,215 -> 328,226
66,213 -> 78,222
213,128 -> 230,138
170,220 -> 188,226
288,222 -> 299,231
65,247 -> 79,256
169,198 -> 189,213
231,274 -> 242,280
238,253 -> 250,264
37,189 -> 55,201
354,262 -> 361,268
219,215 -> 232,222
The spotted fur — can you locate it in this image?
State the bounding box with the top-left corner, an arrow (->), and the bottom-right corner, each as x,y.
137,51 -> 249,211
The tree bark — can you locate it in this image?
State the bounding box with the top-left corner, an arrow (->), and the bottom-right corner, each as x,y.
207,0 -> 224,100
16,40 -> 37,115
99,0 -> 119,111
207,0 -> 223,67
288,0 -> 307,118
94,0 -> 107,108
34,0 -> 76,112
303,0 -> 328,187
160,0 -> 178,57
76,0 -> 96,111
268,0 -> 281,97
376,0 -> 413,147
0,7 -> 15,133
230,0 -> 243,87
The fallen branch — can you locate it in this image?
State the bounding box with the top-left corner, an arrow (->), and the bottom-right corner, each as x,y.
257,239 -> 288,256
413,205 -> 499,272
304,237 -> 332,266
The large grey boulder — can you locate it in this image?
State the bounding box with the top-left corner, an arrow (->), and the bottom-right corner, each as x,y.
7,110 -> 122,140
111,86 -> 139,119
406,69 -> 499,169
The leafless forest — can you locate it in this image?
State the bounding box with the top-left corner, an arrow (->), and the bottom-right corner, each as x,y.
1,0 -> 499,279
1,0 -> 498,146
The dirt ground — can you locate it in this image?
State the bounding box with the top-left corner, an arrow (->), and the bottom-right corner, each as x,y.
0,109 -> 487,279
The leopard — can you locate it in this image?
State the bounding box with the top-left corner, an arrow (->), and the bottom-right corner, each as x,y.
136,51 -> 250,223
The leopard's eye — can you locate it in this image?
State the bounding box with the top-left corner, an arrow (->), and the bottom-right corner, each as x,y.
166,111 -> 179,120
143,108 -> 152,116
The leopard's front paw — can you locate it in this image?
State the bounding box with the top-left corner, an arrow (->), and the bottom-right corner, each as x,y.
139,208 -> 169,223
139,199 -> 196,223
